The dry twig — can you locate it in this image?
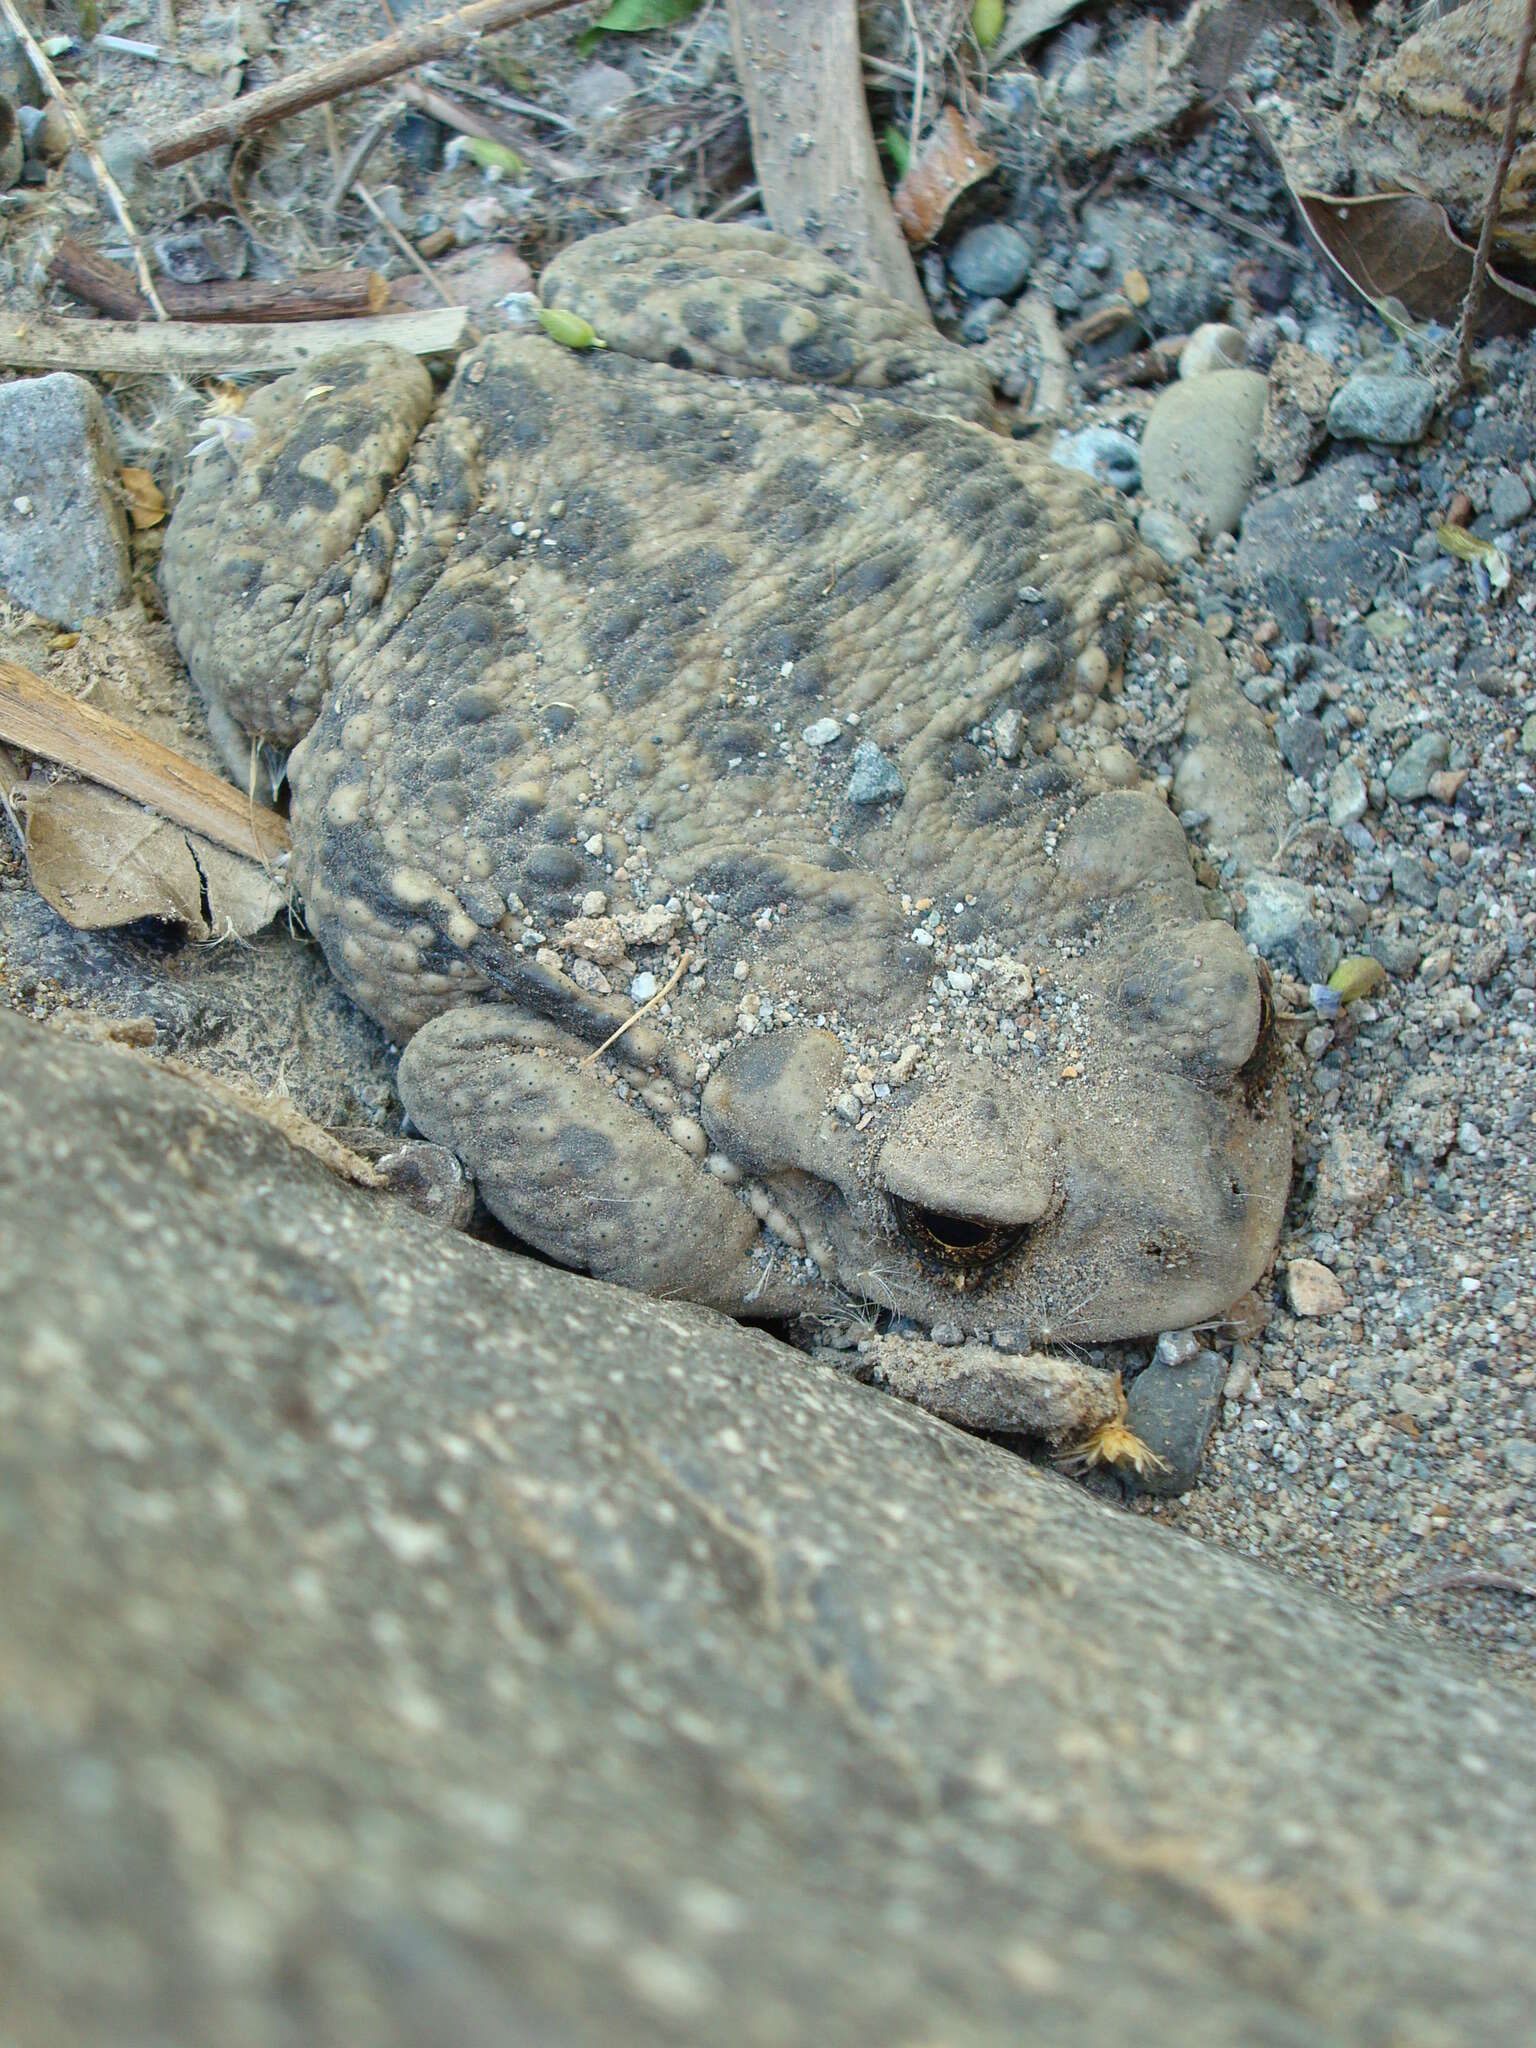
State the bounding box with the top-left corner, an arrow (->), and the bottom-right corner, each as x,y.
0,0 -> 168,316
1455,0 -> 1536,390
142,0 -> 584,168
49,237 -> 387,323
1389,1569 -> 1536,1604
581,951 -> 694,1067
0,661 -> 289,867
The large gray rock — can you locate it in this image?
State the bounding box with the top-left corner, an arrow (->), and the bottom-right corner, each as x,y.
0,372 -> 132,624
3,1011 -> 1535,2046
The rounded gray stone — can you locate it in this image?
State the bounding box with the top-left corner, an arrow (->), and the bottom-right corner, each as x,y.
1239,869 -> 1340,980
1053,426 -> 1141,494
1123,1348 -> 1228,1495
1136,503 -> 1199,568
947,221 -> 1033,300
1327,760 -> 1369,828
1140,370 -> 1268,535
1489,471 -> 1533,527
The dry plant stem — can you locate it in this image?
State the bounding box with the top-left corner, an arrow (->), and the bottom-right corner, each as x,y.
898,0 -> 926,168
0,661 -> 289,868
398,76 -> 578,184
142,0 -> 583,169
0,305 -> 468,375
49,237 -> 387,323
324,100 -> 405,220
1135,167 -> 1300,262
581,952 -> 693,1068
1455,0 -> 1536,389
0,0 -> 168,317
1390,1569 -> 1536,1603
1019,288 -> 1070,422
354,183 -> 461,308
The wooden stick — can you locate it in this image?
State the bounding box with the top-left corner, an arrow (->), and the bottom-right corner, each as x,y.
142,0 -> 584,169
724,0 -> 926,311
0,304 -> 469,375
0,660 -> 290,867
0,0 -> 169,319
1455,0 -> 1536,389
49,236 -> 389,324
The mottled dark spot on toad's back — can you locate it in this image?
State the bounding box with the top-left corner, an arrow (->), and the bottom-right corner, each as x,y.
548,487 -> 634,577
558,1125 -> 616,1175
682,297 -> 724,342
789,331 -> 857,381
740,298 -> 787,353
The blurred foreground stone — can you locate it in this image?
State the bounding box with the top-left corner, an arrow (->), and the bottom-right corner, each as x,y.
2,1011 -> 1532,2046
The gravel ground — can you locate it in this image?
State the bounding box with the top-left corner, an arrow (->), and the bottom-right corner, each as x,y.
1,4 -> 1531,1691
1139,360 -> 1536,1694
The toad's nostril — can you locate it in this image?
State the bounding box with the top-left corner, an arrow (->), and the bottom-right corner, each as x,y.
890,1195 -> 1028,1271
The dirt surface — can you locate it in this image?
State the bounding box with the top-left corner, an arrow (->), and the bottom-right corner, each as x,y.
0,1 -> 1532,1692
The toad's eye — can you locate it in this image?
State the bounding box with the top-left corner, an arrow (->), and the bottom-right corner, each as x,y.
890,1196 -> 1029,1271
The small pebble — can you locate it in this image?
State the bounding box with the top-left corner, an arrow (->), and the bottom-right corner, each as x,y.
1136,504 -> 1199,568
802,717 -> 841,749
1287,1259 -> 1346,1317
1385,731 -> 1449,803
845,740 -> 905,806
947,221 -> 1033,300
1488,471 -> 1532,527
1178,323 -> 1246,379
1327,762 -> 1369,828
1326,373 -> 1436,446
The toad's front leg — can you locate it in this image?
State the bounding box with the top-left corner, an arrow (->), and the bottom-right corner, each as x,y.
398,1004 -> 802,1317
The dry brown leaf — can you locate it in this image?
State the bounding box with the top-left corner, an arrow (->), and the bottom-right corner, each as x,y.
13,772 -> 284,938
892,104 -> 997,248
1237,92 -> 1536,335
119,466 -> 166,530
1295,188 -> 1536,334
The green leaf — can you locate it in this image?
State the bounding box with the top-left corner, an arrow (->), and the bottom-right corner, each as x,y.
460,136 -> 529,179
1328,956 -> 1386,1004
1437,522 -> 1511,592
880,124 -> 911,180
538,305 -> 607,351
972,0 -> 1005,48
586,0 -> 705,33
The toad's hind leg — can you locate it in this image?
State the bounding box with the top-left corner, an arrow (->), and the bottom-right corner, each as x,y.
398,1006 -> 785,1316
161,346 -> 435,772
